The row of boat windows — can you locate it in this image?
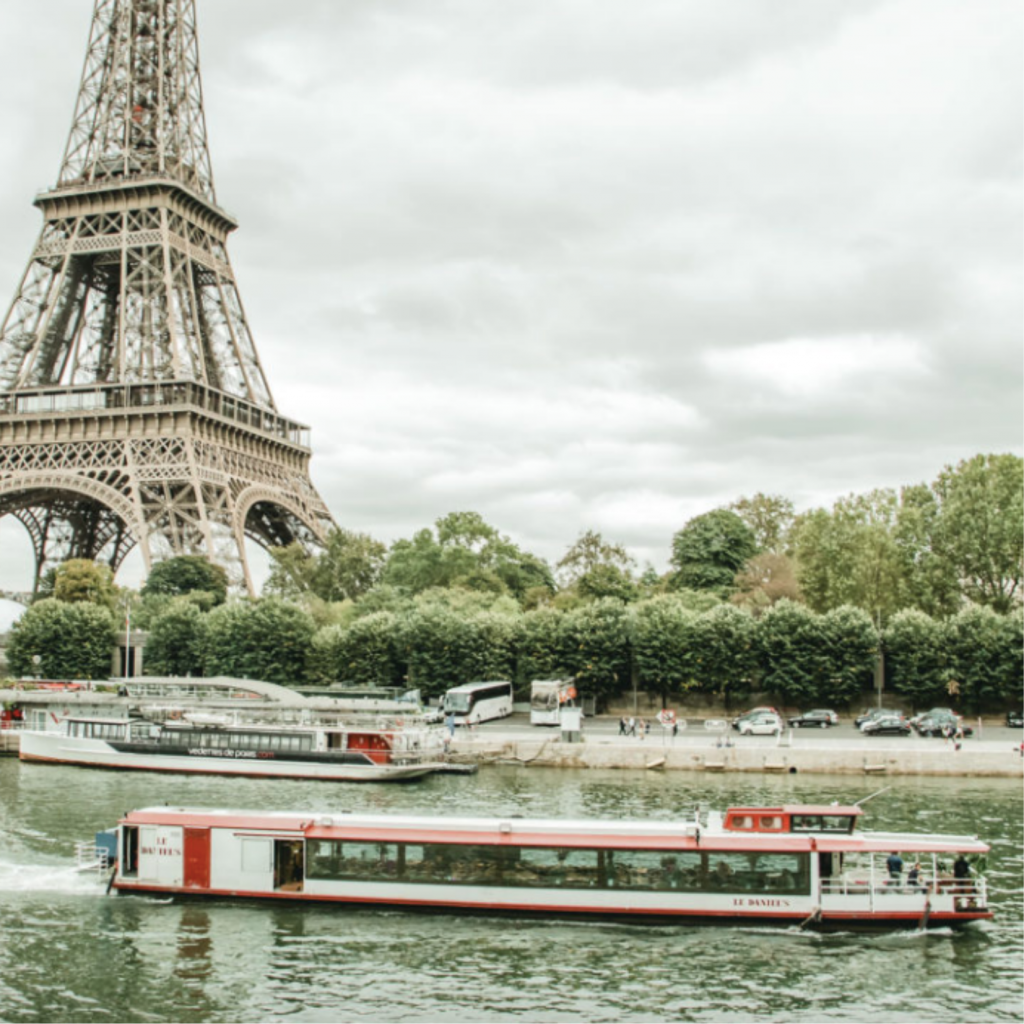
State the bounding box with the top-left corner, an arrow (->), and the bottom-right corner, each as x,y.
163,731 -> 315,752
729,814 -> 855,833
304,840 -> 811,894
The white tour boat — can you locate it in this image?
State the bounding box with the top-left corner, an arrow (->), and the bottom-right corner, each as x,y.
94,803 -> 992,929
19,713 -> 447,782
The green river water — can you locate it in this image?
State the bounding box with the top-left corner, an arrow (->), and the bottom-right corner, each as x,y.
0,759 -> 1020,1023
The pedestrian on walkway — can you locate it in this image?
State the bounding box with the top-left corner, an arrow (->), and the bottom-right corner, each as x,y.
627,716 -> 636,737
618,717 -> 627,736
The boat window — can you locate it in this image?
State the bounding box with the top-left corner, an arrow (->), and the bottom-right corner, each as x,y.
304,840 -> 810,895
759,816 -> 783,831
821,815 -> 854,833
730,815 -> 754,830
791,815 -> 821,832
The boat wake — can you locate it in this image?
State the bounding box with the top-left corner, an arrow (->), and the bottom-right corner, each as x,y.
0,858 -> 107,895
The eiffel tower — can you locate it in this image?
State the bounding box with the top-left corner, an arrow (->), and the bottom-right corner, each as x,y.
0,0 -> 333,593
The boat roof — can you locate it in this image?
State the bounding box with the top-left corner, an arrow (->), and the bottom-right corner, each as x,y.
729,805 -> 864,817
119,807 -> 988,855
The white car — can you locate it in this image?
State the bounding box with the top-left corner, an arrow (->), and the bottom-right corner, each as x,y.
737,713 -> 783,736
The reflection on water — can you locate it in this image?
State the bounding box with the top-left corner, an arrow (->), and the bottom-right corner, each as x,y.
0,760 -> 1020,1023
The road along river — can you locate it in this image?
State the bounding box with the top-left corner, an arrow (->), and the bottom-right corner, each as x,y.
0,758 -> 1020,1023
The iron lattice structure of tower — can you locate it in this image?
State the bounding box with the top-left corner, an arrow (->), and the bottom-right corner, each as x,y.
0,0 -> 333,592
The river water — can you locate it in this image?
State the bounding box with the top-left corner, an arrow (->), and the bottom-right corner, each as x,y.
0,759 -> 1020,1023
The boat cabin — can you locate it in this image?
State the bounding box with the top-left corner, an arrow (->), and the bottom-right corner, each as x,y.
723,805 -> 862,835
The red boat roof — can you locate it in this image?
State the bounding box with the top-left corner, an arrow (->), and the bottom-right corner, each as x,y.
727,805 -> 864,817
117,807 -> 988,855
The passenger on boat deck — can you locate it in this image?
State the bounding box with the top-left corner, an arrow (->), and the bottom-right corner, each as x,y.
907,862 -> 925,891
886,851 -> 903,882
953,855 -> 971,880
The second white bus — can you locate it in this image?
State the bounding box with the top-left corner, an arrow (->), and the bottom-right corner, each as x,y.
442,681 -> 514,726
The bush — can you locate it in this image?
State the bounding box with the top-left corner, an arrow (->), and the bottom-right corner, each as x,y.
6,599 -> 116,680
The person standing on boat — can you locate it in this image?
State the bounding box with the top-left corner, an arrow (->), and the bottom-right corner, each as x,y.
907,861 -> 925,892
953,854 -> 971,884
886,851 -> 903,884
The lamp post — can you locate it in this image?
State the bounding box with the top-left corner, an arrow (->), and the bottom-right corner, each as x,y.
123,596 -> 132,682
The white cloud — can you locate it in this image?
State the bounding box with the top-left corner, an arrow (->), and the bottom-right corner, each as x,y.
704,334 -> 929,399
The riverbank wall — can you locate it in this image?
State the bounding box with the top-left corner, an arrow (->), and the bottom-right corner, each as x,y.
447,736 -> 1024,778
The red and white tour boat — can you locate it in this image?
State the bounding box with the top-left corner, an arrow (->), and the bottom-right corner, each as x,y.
20,713 -> 447,782
96,803 -> 991,929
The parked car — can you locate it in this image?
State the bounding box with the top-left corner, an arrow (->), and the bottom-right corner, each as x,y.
787,710 -> 839,729
914,712 -> 973,738
1007,709 -> 1024,728
909,706 -> 959,728
731,707 -> 778,730
855,708 -> 905,729
862,714 -> 912,736
737,713 -> 784,736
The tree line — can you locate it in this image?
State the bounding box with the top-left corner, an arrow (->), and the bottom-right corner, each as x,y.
3,453 -> 1021,712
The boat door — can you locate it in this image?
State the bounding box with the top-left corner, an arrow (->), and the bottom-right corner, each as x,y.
183,828 -> 211,889
274,840 -> 304,892
121,825 -> 139,877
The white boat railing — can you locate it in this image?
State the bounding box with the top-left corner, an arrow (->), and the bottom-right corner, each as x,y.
821,876 -> 987,903
74,840 -> 110,874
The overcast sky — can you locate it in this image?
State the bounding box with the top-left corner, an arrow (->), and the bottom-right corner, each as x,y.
0,0 -> 1020,590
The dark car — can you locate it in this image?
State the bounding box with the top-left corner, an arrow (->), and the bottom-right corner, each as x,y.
1006,709 -> 1023,728
915,713 -> 973,738
862,714 -> 912,736
855,708 -> 905,729
788,710 -> 839,729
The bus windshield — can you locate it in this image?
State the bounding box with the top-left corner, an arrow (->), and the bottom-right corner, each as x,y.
445,694 -> 471,713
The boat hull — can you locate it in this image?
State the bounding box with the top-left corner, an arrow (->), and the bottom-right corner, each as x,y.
18,732 -> 440,782
109,881 -> 991,929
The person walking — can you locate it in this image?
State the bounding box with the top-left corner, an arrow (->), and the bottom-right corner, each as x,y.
627,716 -> 636,737
638,718 -> 646,740
618,717 -> 627,736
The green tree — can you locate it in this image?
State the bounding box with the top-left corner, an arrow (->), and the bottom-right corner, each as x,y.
384,513 -> 553,604
203,599 -> 315,685
946,606 -> 1023,711
517,607 -> 571,686
756,600 -> 875,708
931,454 -> 1024,613
894,484 -> 961,618
556,530 -> 635,590
142,555 -> 228,606
395,602 -> 520,698
670,509 -> 757,593
730,493 -> 796,553
265,529 -> 387,603
144,601 -> 209,677
6,599 -> 116,680
731,552 -> 802,616
631,596 -> 702,699
690,604 -> 758,703
52,559 -> 118,610
310,611 -> 403,686
561,598 -> 632,706
791,490 -> 908,623
576,563 -> 639,603
883,609 -> 950,709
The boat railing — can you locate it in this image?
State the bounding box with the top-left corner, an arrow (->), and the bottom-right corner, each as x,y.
821,876 -> 987,902
74,840 -> 110,874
